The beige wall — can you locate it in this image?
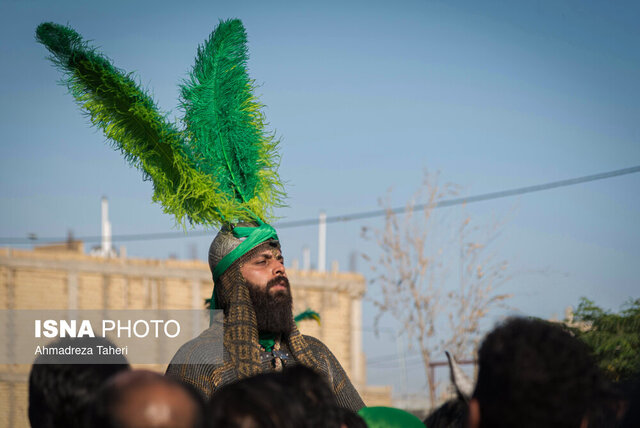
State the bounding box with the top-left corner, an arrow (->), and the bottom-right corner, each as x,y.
0,244 -> 389,427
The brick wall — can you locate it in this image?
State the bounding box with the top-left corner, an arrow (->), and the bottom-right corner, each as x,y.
0,244 -> 389,427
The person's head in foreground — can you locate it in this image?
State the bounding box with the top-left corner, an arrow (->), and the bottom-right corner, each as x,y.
207,371 -> 306,428
424,398 -> 467,428
28,336 -> 130,428
468,317 -> 609,428
207,366 -> 360,428
280,365 -> 361,428
92,370 -> 205,428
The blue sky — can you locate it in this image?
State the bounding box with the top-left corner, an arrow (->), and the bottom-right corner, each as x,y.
1,1 -> 639,396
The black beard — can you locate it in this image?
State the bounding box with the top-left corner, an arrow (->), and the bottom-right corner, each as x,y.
247,276 -> 293,334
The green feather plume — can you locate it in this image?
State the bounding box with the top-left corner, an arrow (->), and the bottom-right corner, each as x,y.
35,20 -> 284,227
181,19 -> 284,222
294,309 -> 321,325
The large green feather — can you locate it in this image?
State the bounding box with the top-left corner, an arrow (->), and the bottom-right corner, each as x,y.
181,19 -> 285,222
35,21 -> 284,227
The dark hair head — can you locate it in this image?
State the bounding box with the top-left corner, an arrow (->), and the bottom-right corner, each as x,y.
280,365 -> 342,427
473,317 -> 607,428
424,398 -> 467,428
281,365 -> 336,406
207,366 -> 347,428
28,336 -> 130,428
618,377 -> 640,428
207,371 -> 307,428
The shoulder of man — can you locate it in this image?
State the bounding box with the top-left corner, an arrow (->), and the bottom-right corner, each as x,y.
168,324 -> 225,367
298,334 -> 340,360
300,334 -> 330,349
165,324 -> 230,399
299,335 -> 366,411
298,334 -> 350,367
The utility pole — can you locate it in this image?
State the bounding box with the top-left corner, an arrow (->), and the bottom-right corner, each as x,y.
318,211 -> 326,272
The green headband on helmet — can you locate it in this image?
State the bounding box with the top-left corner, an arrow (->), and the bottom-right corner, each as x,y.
212,220 -> 279,282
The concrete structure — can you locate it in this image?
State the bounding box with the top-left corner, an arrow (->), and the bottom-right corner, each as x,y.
0,242 -> 390,427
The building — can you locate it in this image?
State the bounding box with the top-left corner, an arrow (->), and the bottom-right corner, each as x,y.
0,241 -> 391,427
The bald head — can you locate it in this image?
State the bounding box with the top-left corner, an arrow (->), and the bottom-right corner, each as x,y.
94,370 -> 203,428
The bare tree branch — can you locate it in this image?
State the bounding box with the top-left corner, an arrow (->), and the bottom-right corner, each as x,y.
362,171 -> 513,408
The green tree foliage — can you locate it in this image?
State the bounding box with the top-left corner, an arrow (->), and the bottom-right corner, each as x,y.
566,297 -> 640,382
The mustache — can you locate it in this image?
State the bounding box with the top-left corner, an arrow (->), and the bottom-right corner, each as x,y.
266,276 -> 290,291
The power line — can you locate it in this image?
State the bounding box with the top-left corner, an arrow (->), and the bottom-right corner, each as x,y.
1,165 -> 638,245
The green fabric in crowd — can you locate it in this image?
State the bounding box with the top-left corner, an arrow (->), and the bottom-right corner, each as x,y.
357,406 -> 425,428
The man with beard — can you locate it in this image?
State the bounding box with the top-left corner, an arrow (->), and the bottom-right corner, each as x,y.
166,222 -> 365,411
